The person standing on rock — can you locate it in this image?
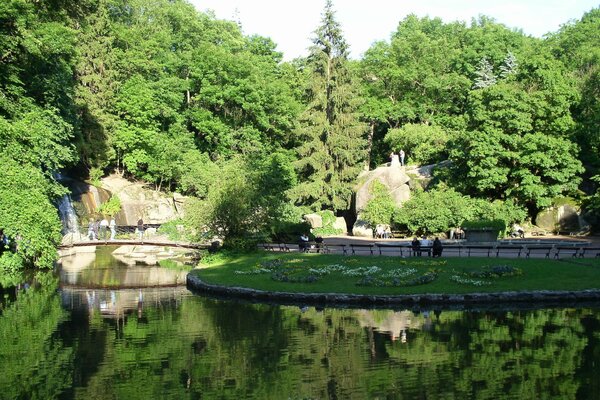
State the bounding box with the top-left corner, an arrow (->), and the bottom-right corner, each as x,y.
109,217 -> 117,240
399,149 -> 405,166
137,218 -> 145,241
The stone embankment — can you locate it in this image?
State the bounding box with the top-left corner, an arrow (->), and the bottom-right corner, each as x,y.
186,274 -> 600,307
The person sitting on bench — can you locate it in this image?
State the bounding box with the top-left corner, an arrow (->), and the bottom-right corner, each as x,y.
511,223 -> 525,238
299,233 -> 310,252
315,236 -> 324,253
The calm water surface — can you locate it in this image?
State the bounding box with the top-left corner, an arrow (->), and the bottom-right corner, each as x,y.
2,246 -> 600,399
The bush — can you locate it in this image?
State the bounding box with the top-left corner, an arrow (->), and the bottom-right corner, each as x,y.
97,195 -> 121,217
222,236 -> 261,253
311,210 -> 344,236
362,181 -> 397,226
157,219 -> 187,241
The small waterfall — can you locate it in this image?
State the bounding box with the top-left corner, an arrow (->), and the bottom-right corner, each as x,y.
57,193 -> 80,235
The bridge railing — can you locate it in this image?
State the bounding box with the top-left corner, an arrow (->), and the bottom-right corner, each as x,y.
65,224 -> 163,243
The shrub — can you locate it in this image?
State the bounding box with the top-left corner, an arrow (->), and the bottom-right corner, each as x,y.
362,181 -> 397,226
222,236 -> 260,253
97,195 -> 121,217
311,210 -> 344,236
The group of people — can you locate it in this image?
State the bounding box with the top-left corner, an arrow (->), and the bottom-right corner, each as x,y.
449,227 -> 464,240
87,217 -> 147,241
375,224 -> 392,239
88,217 -> 117,240
390,149 -> 406,167
411,236 -> 444,257
299,233 -> 324,252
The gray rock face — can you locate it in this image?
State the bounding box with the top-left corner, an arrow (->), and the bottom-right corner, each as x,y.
352,165 -> 411,236
354,166 -> 411,213
303,213 -> 323,228
333,217 -> 347,234
352,219 -> 373,238
536,204 -> 584,232
101,175 -> 186,225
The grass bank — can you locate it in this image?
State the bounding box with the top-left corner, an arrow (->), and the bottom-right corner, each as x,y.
190,252 -> 600,295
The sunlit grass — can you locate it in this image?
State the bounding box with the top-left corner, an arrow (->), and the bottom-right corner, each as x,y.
190,252 -> 600,295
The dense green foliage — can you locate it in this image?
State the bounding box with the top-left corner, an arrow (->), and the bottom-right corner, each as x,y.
0,0 -> 78,276
1,0 -> 599,276
393,186 -> 526,235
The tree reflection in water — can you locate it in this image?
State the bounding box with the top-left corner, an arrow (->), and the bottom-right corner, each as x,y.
2,259 -> 600,398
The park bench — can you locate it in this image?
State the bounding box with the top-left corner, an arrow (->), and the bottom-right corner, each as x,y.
259,243 -> 274,251
322,244 -> 347,255
440,245 -> 464,257
525,246 -> 554,259
554,246 -> 580,259
466,245 -> 494,257
259,243 -> 291,252
576,247 -> 600,258
350,243 -> 374,255
495,245 -> 525,258
408,246 -> 432,257
375,243 -> 408,256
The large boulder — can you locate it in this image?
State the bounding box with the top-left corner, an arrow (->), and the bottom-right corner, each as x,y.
352,165 -> 411,236
354,165 -> 411,213
101,174 -> 187,225
352,219 -> 373,238
536,204 -> 584,233
303,213 -> 323,229
333,217 -> 347,234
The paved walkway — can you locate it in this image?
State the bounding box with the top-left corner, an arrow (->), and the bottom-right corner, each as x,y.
277,234 -> 600,259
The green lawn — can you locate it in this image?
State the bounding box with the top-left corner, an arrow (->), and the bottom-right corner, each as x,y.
190,252 -> 600,295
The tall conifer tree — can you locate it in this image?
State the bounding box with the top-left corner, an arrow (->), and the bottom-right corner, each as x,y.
290,0 -> 367,212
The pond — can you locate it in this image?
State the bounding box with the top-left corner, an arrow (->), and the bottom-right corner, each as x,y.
2,246 -> 600,399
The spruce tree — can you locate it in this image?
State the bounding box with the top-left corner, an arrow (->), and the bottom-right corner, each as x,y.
290,0 -> 367,212
473,57 -> 497,89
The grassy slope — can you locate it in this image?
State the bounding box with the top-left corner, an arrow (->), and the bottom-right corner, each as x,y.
190,252 -> 600,295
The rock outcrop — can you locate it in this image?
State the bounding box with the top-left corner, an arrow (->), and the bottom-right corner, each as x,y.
101,174 -> 186,225
352,165 -> 411,236
354,165 -> 411,213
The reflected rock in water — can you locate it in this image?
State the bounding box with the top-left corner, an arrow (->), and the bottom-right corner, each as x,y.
57,245 -> 193,289
61,286 -> 191,319
356,310 -> 423,342
112,244 -> 189,266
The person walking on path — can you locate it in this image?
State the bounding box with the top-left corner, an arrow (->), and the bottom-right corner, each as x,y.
137,218 -> 145,241
109,217 -> 117,240
99,217 -> 109,240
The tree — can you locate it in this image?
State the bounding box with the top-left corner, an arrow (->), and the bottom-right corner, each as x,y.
548,8 -> 600,167
290,0 -> 367,211
473,57 -> 497,88
0,0 -> 79,277
186,153 -> 296,242
384,123 -> 452,166
448,57 -> 584,213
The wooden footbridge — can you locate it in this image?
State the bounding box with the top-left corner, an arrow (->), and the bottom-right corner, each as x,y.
58,238 -> 209,250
